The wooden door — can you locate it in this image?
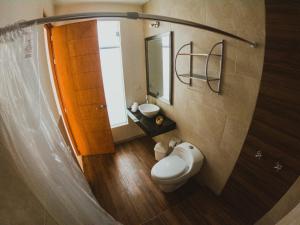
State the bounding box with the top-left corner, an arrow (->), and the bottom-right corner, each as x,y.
51,20 -> 115,156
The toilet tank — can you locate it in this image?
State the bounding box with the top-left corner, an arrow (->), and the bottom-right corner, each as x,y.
171,142 -> 204,168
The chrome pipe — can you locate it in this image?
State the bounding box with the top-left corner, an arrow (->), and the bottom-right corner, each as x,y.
0,12 -> 257,47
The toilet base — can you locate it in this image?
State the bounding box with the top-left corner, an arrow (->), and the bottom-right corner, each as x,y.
158,180 -> 188,192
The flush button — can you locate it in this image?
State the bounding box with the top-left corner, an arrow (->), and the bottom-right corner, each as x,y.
189,145 -> 194,149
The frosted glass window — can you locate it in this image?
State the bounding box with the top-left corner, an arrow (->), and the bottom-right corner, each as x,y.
97,21 -> 128,128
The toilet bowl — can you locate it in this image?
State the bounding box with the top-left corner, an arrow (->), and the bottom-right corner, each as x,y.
151,142 -> 204,192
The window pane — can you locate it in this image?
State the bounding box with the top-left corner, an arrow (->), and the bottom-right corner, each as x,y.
97,21 -> 128,128
98,21 -> 121,48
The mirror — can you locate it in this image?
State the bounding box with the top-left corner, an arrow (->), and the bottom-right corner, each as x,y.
145,32 -> 173,105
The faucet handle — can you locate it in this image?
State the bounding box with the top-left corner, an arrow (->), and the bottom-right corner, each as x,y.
273,161 -> 283,172
255,150 -> 263,160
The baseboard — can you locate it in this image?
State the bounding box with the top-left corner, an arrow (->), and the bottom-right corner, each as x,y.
114,134 -> 147,145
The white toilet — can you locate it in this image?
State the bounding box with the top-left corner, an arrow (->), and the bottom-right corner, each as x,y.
151,142 -> 204,192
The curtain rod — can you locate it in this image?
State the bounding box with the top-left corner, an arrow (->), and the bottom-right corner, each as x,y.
1,12 -> 257,47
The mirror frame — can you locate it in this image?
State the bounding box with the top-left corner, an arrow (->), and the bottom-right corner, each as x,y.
145,31 -> 174,105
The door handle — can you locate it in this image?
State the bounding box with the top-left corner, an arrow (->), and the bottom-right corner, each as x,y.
273,161 -> 283,172
96,104 -> 106,110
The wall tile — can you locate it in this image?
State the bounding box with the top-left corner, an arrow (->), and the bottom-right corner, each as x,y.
143,0 -> 265,194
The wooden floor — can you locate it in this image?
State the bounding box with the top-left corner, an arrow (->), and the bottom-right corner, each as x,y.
83,137 -> 245,225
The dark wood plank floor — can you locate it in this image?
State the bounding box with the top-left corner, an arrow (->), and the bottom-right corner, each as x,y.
83,137 -> 245,225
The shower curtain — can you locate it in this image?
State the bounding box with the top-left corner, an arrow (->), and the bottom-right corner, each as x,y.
0,24 -> 120,225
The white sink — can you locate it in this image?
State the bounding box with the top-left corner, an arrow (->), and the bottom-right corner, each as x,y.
138,104 -> 160,118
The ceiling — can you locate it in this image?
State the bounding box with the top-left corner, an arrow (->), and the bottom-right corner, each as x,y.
54,0 -> 149,5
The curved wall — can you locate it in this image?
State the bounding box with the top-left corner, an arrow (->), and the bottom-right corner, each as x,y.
143,0 -> 266,194
222,1 -> 300,224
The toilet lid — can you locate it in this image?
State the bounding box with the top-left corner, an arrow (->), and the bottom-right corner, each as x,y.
152,155 -> 187,179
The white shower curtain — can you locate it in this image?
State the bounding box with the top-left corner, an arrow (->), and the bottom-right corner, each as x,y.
0,24 -> 120,225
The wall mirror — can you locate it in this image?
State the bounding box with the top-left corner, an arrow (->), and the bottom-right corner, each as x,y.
145,32 -> 173,105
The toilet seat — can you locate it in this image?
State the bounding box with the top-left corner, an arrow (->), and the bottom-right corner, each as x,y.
151,155 -> 187,180
151,142 -> 204,192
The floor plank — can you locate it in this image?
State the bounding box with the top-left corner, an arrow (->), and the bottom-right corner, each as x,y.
83,137 -> 244,225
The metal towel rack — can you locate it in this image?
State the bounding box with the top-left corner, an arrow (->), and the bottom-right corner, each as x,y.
175,40 -> 224,94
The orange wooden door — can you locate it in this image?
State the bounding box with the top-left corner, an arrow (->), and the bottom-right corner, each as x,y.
51,20 -> 115,156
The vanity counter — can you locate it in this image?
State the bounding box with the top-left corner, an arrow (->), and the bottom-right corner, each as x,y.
127,108 -> 176,137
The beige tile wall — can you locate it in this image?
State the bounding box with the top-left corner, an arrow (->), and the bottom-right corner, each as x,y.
143,0 -> 265,194
276,202 -> 300,225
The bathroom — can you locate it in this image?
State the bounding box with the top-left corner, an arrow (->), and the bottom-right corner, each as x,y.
0,0 -> 299,225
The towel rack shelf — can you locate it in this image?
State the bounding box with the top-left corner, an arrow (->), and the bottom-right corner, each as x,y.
178,73 -> 221,82
177,53 -> 222,57
175,40 -> 224,94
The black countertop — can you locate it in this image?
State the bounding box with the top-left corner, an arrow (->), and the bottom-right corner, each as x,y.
127,108 -> 176,137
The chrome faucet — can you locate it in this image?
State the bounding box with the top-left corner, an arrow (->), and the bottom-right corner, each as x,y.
145,95 -> 149,104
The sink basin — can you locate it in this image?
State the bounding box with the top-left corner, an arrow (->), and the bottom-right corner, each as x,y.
138,104 -> 160,118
